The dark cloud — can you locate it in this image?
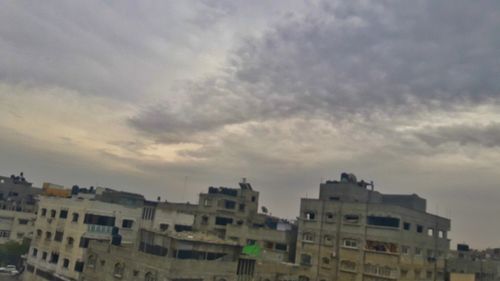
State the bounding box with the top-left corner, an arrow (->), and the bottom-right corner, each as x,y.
415,123 -> 500,148
130,0 -> 500,141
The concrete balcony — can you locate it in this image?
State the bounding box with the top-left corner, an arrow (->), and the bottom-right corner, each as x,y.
83,224 -> 113,239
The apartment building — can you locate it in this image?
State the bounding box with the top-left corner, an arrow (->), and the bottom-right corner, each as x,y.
23,185 -> 193,281
0,173 -> 41,243
191,180 -> 297,263
295,173 -> 450,281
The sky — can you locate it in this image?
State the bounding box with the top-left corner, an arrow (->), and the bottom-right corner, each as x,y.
1,0 -> 500,248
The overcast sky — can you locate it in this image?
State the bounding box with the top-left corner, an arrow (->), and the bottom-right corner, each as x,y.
1,0 -> 500,248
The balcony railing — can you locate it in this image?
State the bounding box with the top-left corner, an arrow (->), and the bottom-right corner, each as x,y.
86,224 -> 113,234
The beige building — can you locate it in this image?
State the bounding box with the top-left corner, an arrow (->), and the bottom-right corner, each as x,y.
295,173 -> 450,281
190,181 -> 297,263
23,186 -> 193,281
0,209 -> 37,243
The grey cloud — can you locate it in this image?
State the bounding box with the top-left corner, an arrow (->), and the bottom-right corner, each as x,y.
415,123 -> 500,148
130,0 -> 500,141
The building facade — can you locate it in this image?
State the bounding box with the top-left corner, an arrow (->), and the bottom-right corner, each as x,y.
295,173 -> 451,281
0,173 -> 41,243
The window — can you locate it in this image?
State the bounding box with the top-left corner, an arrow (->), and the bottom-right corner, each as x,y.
325,212 -> 335,222
54,231 -> 64,242
79,237 -> 90,248
42,252 -> 47,260
427,228 -> 434,237
36,229 -> 42,237
427,249 -> 435,258
159,223 -> 169,231
114,263 -> 124,278
367,216 -> 400,228
63,258 -> 70,269
45,231 -> 52,240
343,214 -> 360,224
67,237 -> 74,246
275,243 -> 287,251
32,248 -> 38,257
343,238 -> 358,249
304,211 -> 316,220
59,210 -> 68,219
416,225 -> 423,233
133,270 -> 139,277
18,219 -> 29,225
49,252 -> 59,264
215,216 -> 233,226
247,239 -> 256,245
239,204 -> 245,212
403,222 -> 411,230
224,200 -> 236,209
251,196 -> 256,202
50,209 -> 56,218
174,224 -> 192,232
41,208 -> 47,217
303,232 -> 314,242
74,261 -> 85,272
264,241 -> 274,249
438,230 -> 445,238
401,269 -> 408,278
122,219 -> 134,228
300,254 -> 312,266
322,257 -> 330,265
72,213 -> 79,223
365,240 -> 398,254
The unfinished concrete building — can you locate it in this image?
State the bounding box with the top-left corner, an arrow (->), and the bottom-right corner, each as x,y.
295,173 -> 450,281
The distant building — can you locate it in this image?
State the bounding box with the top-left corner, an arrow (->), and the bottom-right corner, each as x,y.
0,173 -> 41,243
295,173 -> 451,281
446,244 -> 500,281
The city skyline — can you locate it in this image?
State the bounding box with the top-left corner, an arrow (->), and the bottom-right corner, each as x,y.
1,0 -> 500,249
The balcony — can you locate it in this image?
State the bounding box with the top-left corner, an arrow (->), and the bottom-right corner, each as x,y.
83,224 -> 113,239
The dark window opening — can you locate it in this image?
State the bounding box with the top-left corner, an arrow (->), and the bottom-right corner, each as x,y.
305,211 -> 316,220
72,213 -> 79,222
344,214 -> 360,223
417,225 -> 424,233
84,214 -> 115,226
50,210 -> 56,218
49,252 -> 59,264
63,259 -> 70,268
215,217 -> 233,226
275,243 -> 287,251
41,208 -> 47,217
79,237 -> 90,248
122,219 -> 134,228
54,231 -> 64,242
59,210 -> 68,219
329,197 -> 340,201
367,216 -> 400,228
174,224 -> 193,232
224,200 -> 236,209
74,261 -> 84,272
403,222 -> 411,230
159,223 -> 169,231
239,204 -> 245,212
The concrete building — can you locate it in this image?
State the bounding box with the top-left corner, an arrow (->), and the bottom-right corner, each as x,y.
23,185 -> 193,281
295,173 -> 451,281
81,228 -> 303,281
190,180 -> 297,263
0,173 -> 41,243
446,244 -> 500,281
